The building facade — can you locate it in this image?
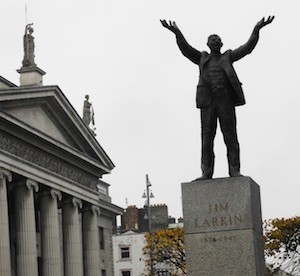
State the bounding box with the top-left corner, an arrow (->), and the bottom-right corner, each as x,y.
114,205 -> 184,276
0,31 -> 123,275
113,231 -> 147,276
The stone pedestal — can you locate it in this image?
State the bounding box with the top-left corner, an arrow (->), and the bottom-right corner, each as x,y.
181,177 -> 265,276
40,189 -> 62,276
0,169 -> 12,276
16,66 -> 46,86
62,197 -> 83,276
15,179 -> 39,276
82,205 -> 101,276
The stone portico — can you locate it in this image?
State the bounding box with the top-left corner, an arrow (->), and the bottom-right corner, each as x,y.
0,74 -> 123,275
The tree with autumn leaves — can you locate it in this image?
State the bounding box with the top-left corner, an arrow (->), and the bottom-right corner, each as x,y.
143,228 -> 185,276
143,217 -> 300,276
264,216 -> 300,275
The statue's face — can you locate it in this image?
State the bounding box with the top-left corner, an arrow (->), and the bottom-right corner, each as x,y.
207,35 -> 223,52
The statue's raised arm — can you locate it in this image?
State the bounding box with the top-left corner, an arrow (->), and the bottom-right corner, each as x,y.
160,19 -> 202,64
230,15 -> 275,62
160,20 -> 180,34
254,16 -> 275,31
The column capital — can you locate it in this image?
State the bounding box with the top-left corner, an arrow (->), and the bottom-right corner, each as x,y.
51,189 -> 62,201
83,205 -> 101,216
15,179 -> 39,192
92,205 -> 100,216
0,168 -> 12,183
26,179 -> 39,192
63,197 -> 83,209
41,188 -> 62,201
72,197 -> 82,209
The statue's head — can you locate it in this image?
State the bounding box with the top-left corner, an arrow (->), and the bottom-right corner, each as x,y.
28,26 -> 34,35
85,94 -> 89,100
207,34 -> 223,53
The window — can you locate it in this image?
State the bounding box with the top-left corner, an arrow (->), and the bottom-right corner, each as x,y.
120,246 -> 130,260
101,270 -> 106,276
121,270 -> 131,276
99,227 -> 104,249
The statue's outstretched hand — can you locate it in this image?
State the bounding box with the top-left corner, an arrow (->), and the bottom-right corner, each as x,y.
160,20 -> 180,33
255,16 -> 275,30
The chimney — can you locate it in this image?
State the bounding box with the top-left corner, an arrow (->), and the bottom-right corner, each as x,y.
124,205 -> 139,230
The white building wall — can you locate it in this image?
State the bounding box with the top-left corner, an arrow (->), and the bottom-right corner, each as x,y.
113,231 -> 146,276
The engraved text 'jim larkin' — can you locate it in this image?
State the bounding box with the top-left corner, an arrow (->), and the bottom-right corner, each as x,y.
194,203 -> 244,229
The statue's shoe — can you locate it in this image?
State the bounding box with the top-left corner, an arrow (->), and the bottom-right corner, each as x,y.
192,175 -> 212,181
229,172 -> 244,177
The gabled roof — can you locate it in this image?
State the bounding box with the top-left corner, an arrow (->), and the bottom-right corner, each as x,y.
0,75 -> 17,88
0,85 -> 114,176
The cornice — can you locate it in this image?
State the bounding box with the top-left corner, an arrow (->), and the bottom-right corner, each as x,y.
0,130 -> 100,190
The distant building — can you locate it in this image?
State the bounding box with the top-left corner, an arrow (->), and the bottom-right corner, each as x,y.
113,230 -> 147,276
0,25 -> 123,276
113,229 -> 185,276
122,204 -> 170,233
114,205 -> 183,276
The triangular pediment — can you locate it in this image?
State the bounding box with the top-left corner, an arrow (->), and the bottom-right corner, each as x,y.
0,85 -> 114,176
5,104 -> 76,148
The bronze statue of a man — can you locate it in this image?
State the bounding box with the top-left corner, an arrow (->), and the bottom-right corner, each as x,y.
160,16 -> 274,180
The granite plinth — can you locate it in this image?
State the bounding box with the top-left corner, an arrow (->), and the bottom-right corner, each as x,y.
181,177 -> 265,276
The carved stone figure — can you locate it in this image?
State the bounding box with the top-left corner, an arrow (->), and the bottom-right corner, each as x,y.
22,24 -> 36,68
83,95 -> 94,127
160,16 -> 274,180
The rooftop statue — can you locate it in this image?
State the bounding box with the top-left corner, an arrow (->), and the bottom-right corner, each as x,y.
160,16 -> 275,180
83,95 -> 95,130
22,23 -> 36,68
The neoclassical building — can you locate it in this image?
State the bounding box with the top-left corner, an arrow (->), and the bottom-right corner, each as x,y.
0,26 -> 123,276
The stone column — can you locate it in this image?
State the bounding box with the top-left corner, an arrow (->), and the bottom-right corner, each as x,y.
0,168 -> 12,276
62,197 -> 84,276
82,205 -> 101,276
40,189 -> 62,276
15,179 -> 39,276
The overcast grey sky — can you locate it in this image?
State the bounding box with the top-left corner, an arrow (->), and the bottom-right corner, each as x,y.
0,0 -> 299,221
